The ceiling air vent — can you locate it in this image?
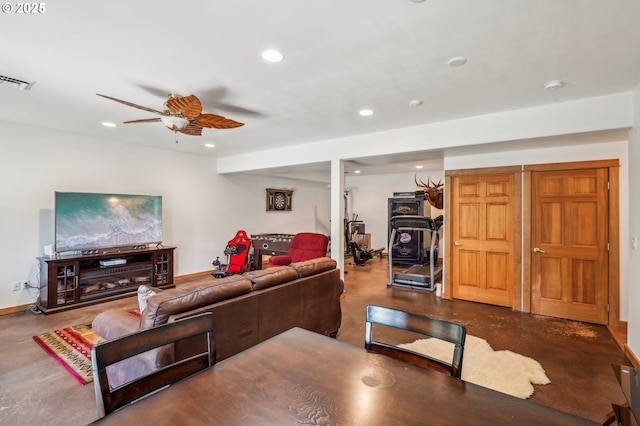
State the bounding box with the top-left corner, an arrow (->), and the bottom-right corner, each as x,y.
0,74 -> 35,90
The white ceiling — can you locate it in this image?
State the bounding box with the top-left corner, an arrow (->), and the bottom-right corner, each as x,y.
2,1 -> 639,177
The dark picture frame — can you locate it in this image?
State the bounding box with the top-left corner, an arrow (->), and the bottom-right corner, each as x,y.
266,188 -> 293,211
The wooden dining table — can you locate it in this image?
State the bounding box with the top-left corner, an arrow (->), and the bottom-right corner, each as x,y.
92,327 -> 597,425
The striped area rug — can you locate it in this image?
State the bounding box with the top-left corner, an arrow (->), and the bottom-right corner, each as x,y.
33,310 -> 140,385
33,323 -> 103,385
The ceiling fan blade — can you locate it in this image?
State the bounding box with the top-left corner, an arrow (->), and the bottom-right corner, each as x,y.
165,95 -> 202,119
194,113 -> 245,129
134,84 -> 178,99
123,118 -> 162,124
197,87 -> 265,117
97,94 -> 165,115
178,122 -> 203,136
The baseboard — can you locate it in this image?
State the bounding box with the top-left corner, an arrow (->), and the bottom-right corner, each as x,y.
624,343 -> 640,368
0,303 -> 33,316
608,322 -> 627,348
174,270 -> 213,281
607,321 -> 639,368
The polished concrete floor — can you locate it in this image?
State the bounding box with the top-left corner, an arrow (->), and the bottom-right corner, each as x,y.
0,256 -> 630,425
339,257 -> 629,424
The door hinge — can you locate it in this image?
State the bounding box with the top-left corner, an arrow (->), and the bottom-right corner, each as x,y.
607,181 -> 610,190
607,242 -> 610,251
607,304 -> 610,312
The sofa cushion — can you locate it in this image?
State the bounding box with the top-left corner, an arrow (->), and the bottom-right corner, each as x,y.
290,257 -> 337,278
140,275 -> 253,328
137,285 -> 158,312
243,266 -> 298,290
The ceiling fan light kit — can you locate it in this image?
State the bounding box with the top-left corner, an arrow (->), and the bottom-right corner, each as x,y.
160,115 -> 190,131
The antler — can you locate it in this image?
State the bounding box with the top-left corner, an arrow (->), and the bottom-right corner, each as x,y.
415,174 -> 443,189
428,177 -> 444,189
415,173 -> 430,189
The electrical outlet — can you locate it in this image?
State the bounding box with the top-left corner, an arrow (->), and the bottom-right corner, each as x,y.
22,280 -> 29,289
12,282 -> 20,291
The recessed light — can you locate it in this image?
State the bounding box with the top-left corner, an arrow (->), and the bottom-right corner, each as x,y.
416,165 -> 423,169
354,170 -> 361,174
543,80 -> 565,91
101,122 -> 116,127
359,109 -> 373,117
410,0 -> 426,3
262,49 -> 284,63
409,99 -> 423,107
447,56 -> 467,67
204,143 -> 215,148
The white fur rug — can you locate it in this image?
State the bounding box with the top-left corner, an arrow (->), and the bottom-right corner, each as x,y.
398,335 -> 550,399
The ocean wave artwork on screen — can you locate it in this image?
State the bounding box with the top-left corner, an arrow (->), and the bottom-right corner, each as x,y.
55,192 -> 163,252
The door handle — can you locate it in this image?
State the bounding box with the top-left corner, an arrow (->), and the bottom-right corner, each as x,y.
533,247 -> 545,253
454,241 -> 462,246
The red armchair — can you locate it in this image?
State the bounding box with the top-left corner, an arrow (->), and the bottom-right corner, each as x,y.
268,232 -> 329,267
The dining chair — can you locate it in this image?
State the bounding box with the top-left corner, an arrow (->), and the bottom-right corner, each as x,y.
365,305 -> 466,378
92,312 -> 215,418
607,402 -> 637,426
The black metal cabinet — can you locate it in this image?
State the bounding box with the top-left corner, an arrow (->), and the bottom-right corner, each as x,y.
388,195 -> 424,265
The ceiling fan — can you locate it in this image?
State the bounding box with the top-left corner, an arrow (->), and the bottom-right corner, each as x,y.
97,93 -> 244,136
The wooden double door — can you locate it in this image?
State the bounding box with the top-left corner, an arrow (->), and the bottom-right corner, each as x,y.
446,160 -> 618,325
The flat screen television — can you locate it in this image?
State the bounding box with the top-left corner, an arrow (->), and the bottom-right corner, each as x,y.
54,192 -> 163,253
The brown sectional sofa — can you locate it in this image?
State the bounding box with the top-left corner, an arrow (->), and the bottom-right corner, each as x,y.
91,257 -> 343,387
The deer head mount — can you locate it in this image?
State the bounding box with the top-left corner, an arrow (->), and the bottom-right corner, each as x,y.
415,174 -> 444,209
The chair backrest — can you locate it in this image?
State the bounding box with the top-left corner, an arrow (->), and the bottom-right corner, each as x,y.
364,305 -> 466,378
609,402 -> 635,426
225,230 -> 251,274
288,232 -> 329,263
92,312 -> 215,417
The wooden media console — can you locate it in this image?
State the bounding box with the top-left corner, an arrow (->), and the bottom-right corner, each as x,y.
37,246 -> 175,313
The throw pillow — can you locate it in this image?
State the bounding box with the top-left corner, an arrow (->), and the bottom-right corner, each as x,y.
137,285 -> 157,313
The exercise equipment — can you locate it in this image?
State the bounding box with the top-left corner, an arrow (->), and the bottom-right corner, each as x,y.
349,233 -> 384,266
344,214 -> 364,255
388,215 -> 442,291
345,214 -> 384,266
212,230 -> 251,278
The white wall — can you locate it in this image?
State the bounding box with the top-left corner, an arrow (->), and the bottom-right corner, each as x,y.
3,88 -> 638,363
345,171 -> 444,251
0,122 -> 330,310
218,93 -> 634,174
446,138 -> 630,321
219,173 -> 331,238
343,137 -> 630,321
628,84 -> 640,357
218,94 -> 636,325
